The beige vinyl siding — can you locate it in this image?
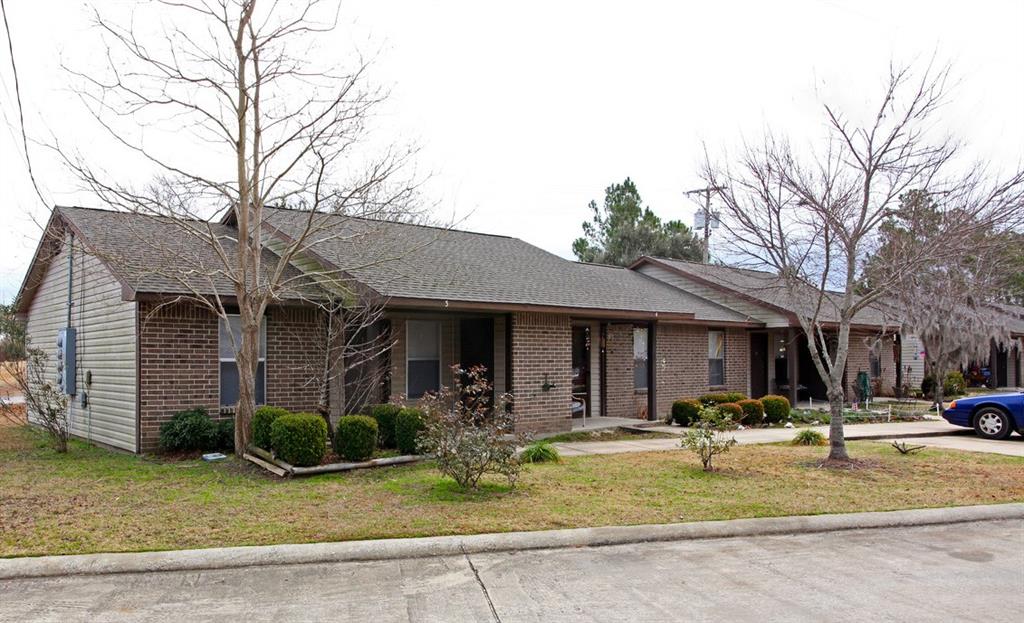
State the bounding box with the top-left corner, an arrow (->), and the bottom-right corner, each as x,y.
25,236 -> 138,451
636,264 -> 791,327
901,333 -> 926,388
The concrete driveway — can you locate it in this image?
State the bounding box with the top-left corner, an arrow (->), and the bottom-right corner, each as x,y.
3,520 -> 1020,622
881,433 -> 1024,457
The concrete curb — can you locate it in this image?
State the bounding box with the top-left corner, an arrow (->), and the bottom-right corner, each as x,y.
2,503 -> 1021,581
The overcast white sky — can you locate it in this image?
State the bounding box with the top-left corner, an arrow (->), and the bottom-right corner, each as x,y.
1,0 -> 1022,303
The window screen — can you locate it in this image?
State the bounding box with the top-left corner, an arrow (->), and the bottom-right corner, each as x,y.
633,326 -> 648,390
708,330 -> 725,386
220,315 -> 266,406
407,320 -> 441,399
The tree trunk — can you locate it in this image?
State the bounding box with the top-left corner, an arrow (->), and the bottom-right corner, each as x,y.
827,388 -> 848,461
233,319 -> 260,455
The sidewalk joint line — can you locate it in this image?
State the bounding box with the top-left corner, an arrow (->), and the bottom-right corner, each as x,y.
462,545 -> 501,623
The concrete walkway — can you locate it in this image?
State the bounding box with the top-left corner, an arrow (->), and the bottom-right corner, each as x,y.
555,420 -> 967,457
3,518 -> 1020,622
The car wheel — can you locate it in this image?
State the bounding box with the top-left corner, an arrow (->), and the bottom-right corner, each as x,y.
973,407 -> 1013,440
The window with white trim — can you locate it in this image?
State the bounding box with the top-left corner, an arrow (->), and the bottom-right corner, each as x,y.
407,320 -> 441,399
708,330 -> 725,386
219,315 -> 266,406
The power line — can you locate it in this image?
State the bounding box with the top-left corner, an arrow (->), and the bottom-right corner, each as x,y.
1,0 -> 49,209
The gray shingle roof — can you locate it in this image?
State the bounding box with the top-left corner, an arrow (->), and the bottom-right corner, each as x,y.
263,208 -> 753,322
644,257 -> 895,328
57,206 -> 322,300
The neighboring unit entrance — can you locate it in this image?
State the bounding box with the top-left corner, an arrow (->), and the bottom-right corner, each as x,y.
750,333 -> 769,398
572,325 -> 591,417
459,318 -> 495,392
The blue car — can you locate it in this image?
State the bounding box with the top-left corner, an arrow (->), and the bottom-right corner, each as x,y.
943,392 -> 1024,440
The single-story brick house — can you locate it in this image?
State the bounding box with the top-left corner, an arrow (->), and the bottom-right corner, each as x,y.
17,206 -> 1014,454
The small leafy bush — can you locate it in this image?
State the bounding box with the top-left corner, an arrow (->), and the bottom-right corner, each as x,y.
419,365 -> 523,489
792,429 -> 827,446
717,402 -> 744,421
396,407 -> 425,455
270,413 -> 328,467
520,441 -> 560,463
367,404 -> 402,448
761,394 -> 791,424
681,406 -> 737,471
943,371 -> 966,397
671,399 -> 702,427
698,393 -> 730,406
722,392 -> 747,403
335,415 -> 378,461
159,408 -> 216,452
737,399 -> 765,425
213,419 -> 234,451
252,405 -> 290,450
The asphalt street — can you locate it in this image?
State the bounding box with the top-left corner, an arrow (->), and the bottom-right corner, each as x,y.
3,519 -> 1021,622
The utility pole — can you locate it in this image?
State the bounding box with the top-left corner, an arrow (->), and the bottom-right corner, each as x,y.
685,186 -> 724,263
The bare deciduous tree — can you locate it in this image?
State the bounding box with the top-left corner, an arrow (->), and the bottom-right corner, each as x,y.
51,0 -> 425,454
703,63 -> 1024,463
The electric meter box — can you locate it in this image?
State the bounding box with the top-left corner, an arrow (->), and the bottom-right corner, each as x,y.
56,327 -> 77,395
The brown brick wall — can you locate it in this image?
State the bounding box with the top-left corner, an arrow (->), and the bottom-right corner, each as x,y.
510,312 -> 572,434
604,323 -> 646,419
138,302 -> 219,452
138,302 -> 323,453
653,325 -> 749,420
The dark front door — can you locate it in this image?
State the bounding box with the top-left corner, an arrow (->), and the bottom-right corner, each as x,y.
996,347 -> 1008,388
572,325 -> 590,417
750,333 -> 769,398
460,318 -> 494,390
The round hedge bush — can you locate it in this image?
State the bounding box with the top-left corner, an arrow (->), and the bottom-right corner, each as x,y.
252,405 -> 290,450
270,413 -> 327,467
698,393 -> 730,406
717,402 -> 744,421
159,408 -> 215,452
671,399 -> 701,427
722,392 -> 747,404
761,394 -> 791,424
737,399 -> 765,425
395,407 -> 425,455
367,404 -> 401,448
335,415 -> 378,461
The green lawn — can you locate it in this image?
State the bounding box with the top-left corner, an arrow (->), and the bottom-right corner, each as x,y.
2,422 -> 1022,558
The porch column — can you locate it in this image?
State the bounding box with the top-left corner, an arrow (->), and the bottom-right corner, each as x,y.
787,328 -> 799,405
989,340 -> 999,389
647,320 -> 657,421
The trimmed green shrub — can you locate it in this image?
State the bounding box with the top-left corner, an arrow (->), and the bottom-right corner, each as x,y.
792,428 -> 827,446
367,404 -> 401,448
270,413 -> 328,467
717,402 -> 744,420
252,405 -> 290,450
159,408 -> 215,452
395,407 -> 425,455
671,399 -> 702,427
722,392 -> 747,403
335,415 -> 378,461
214,419 -> 234,452
761,394 -> 791,424
943,371 -> 966,397
520,441 -> 560,463
698,393 -> 730,406
737,399 -> 765,425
